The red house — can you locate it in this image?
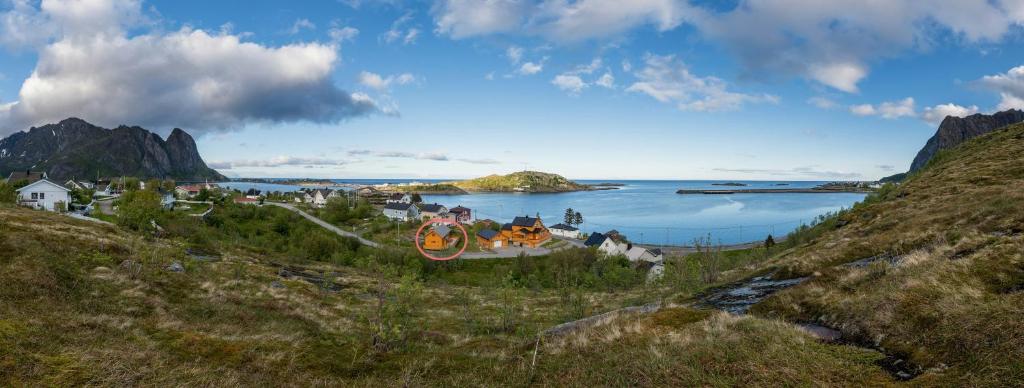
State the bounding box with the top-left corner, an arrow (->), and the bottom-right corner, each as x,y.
449,205 -> 472,223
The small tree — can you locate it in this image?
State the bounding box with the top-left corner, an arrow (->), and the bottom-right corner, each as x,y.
564,207 -> 575,225
0,182 -> 17,203
410,193 -> 423,203
117,189 -> 163,232
764,234 -> 776,249
573,211 -> 583,229
694,234 -> 722,284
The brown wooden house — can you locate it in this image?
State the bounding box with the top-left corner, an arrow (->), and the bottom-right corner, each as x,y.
500,216 -> 551,248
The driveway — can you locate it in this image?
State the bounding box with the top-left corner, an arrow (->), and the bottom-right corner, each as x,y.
265,202 -> 380,248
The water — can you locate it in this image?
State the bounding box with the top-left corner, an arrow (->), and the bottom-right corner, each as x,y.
218,179 -> 866,245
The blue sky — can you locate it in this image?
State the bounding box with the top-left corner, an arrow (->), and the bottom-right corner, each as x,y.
2,0 -> 1024,180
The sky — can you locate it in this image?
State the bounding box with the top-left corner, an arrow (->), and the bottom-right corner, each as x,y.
2,0 -> 1024,180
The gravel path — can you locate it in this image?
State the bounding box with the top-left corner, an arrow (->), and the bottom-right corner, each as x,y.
265,202 -> 380,248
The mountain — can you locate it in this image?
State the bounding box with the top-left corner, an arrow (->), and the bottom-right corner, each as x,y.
908,109 -> 1024,172
0,118 -> 225,182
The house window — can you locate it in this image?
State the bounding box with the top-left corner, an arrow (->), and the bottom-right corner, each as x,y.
31,193 -> 38,200
39,192 -> 45,199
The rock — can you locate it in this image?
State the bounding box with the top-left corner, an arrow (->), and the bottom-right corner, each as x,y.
270,281 -> 285,289
910,109 -> 1024,172
166,261 -> 185,273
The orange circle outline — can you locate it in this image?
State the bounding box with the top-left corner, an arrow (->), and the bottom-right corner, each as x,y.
414,218 -> 469,261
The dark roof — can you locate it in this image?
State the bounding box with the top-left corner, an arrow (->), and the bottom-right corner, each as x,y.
649,248 -> 664,257
550,223 -> 578,231
389,193 -> 406,199
511,216 -> 540,227
606,229 -> 620,236
313,189 -> 333,196
584,232 -> 606,247
450,205 -> 471,213
477,229 -> 499,240
383,202 -> 414,211
501,223 -> 513,231
419,203 -> 446,213
6,171 -> 46,184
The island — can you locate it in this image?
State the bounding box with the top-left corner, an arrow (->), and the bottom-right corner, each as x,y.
677,181 -> 875,194
392,171 -> 611,194
711,182 -> 748,187
231,177 -> 339,187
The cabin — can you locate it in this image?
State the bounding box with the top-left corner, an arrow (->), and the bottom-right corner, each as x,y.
626,246 -> 664,263
383,202 -> 420,221
449,205 -> 472,223
386,193 -> 412,204
418,203 -> 449,220
476,229 -> 505,249
5,170 -> 47,185
423,225 -> 457,251
16,178 -> 71,212
500,216 -> 551,248
584,232 -> 627,256
549,223 -> 581,239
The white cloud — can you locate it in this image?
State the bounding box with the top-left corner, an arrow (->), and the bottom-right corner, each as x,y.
690,1 -> 1024,92
456,157 -> 501,165
516,61 -> 544,75
328,25 -> 359,43
210,156 -> 349,169
595,72 -> 615,89
807,96 -> 838,109
921,103 -> 980,124
0,1 -> 379,136
358,71 -> 416,90
713,166 -> 861,180
848,97 -> 916,119
625,54 -> 778,112
403,28 -> 420,44
381,12 -> 419,45
979,65 -> 1024,110
288,18 -> 316,35
506,45 -> 523,64
551,74 -> 587,95
432,0 -> 527,39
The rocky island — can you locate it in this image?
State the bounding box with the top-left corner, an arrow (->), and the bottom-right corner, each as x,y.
394,171 -> 608,194
677,181 -> 874,194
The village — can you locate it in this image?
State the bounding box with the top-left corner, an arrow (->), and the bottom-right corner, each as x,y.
3,171 -> 668,280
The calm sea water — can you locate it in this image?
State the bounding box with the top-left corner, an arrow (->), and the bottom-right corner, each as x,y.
218,179 -> 867,245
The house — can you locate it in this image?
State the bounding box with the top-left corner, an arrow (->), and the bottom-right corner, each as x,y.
476,229 -> 505,249
423,225 -> 458,251
383,202 -> 420,221
5,170 -> 47,185
93,184 -> 110,197
233,197 -> 260,206
64,180 -> 92,191
584,232 -> 627,256
244,188 -> 262,199
626,246 -> 665,263
15,178 -> 71,212
449,205 -> 472,224
386,193 -> 412,204
175,184 -> 204,198
418,203 -> 449,220
549,223 -> 581,239
161,192 -> 176,209
636,261 -> 665,282
310,189 -> 339,207
500,216 -> 551,248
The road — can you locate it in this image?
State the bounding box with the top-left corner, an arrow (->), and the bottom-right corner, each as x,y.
265,202 -> 380,248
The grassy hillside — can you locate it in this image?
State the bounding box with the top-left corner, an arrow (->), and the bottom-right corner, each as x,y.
450,171 -> 591,193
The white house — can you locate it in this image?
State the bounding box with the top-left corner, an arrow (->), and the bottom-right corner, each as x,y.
549,223 -> 581,239
626,246 -> 665,263
584,232 -> 628,256
16,179 -> 71,212
417,203 -> 448,220
386,193 -> 412,204
383,202 -> 420,221
308,188 -> 341,208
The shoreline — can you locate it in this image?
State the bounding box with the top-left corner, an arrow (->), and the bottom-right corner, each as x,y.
677,188 -> 873,194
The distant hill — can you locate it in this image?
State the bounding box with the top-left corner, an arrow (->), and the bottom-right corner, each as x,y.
909,109 -> 1024,173
0,118 -> 225,182
450,171 -> 592,193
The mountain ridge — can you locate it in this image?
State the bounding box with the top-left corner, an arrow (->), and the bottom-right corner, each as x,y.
0,118 -> 225,181
909,108 -> 1024,172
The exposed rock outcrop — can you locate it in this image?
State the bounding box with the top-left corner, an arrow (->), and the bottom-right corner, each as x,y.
909,109 -> 1024,172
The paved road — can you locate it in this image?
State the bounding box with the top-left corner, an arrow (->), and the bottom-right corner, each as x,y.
265,202 -> 381,248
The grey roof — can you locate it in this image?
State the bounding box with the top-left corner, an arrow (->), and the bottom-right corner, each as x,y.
511,216 -> 539,227
584,232 -> 606,247
649,248 -> 664,257
419,203 -> 446,213
384,202 -> 414,211
477,229 -> 499,240
501,223 -> 513,231
313,189 -> 333,197
550,223 -> 578,231
450,205 -> 471,213
6,171 -> 46,184
432,225 -> 452,237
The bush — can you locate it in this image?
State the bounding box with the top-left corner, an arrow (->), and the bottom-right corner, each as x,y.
116,189 -> 163,232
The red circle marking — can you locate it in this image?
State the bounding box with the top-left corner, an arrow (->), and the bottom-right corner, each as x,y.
414,218 -> 469,261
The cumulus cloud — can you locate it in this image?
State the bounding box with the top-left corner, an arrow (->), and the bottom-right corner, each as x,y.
210,156 -> 349,169
595,72 -> 615,89
921,103 -> 980,124
551,74 -> 587,95
0,0 -> 379,136
848,97 -> 916,119
625,54 -> 778,112
516,61 -> 544,75
328,25 -> 359,43
979,65 -> 1024,111
432,0 -> 691,42
357,71 -> 417,90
